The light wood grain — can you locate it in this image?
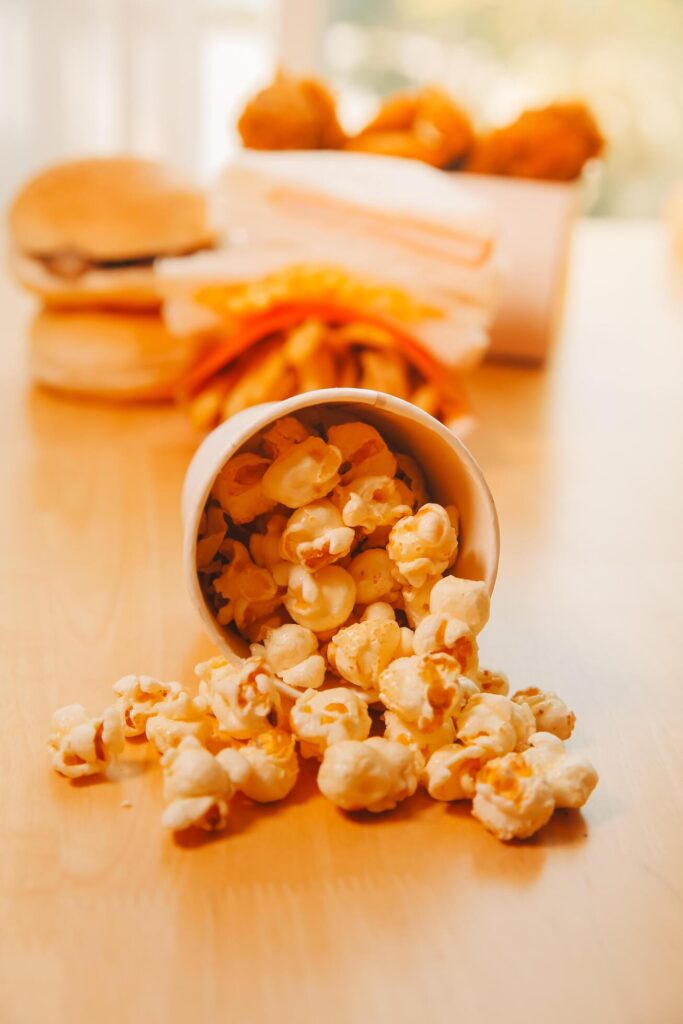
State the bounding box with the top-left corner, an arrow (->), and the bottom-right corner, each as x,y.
1,221 -> 682,1024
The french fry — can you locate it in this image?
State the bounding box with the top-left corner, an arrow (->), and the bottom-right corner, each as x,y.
220,341 -> 288,419
297,342 -> 337,391
358,349 -> 411,399
283,318 -> 326,364
410,383 -> 441,416
188,379 -> 231,431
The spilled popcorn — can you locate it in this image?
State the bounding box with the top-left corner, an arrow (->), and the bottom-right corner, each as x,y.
48,414 -> 598,842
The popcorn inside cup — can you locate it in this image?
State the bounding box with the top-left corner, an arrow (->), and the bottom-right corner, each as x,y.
194,408 -> 468,650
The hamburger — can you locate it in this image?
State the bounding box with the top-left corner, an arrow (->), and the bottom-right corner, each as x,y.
8,157 -> 216,310
29,309 -> 205,401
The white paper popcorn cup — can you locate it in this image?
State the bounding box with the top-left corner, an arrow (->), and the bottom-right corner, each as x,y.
182,388 -> 499,661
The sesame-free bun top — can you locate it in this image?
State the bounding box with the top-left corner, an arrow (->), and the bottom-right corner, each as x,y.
9,157 -> 215,261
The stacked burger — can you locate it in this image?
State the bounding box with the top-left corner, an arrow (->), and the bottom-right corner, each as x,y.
8,157 -> 216,400
161,150 -> 499,433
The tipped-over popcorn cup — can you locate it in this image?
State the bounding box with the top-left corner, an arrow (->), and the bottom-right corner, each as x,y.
181,388 -> 499,662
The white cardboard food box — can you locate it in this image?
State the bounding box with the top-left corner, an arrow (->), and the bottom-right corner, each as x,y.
459,174 -> 579,364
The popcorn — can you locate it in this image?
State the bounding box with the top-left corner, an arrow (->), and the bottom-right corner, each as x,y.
387,503 -> 458,587
217,728 -> 299,802
213,540 -> 280,629
113,675 -> 182,737
280,499 -> 355,570
261,416 -> 311,459
249,513 -> 292,585
472,752 -> 555,841
197,656 -> 282,740
395,453 -> 429,508
476,668 -> 510,697
512,688 -> 576,741
328,618 -> 402,691
398,627 -> 415,657
260,623 -> 326,690
283,565 -> 356,633
428,575 -> 490,635
327,422 -> 397,482
48,703 -> 124,778
456,693 -> 535,758
334,475 -> 412,534
412,614 -> 478,674
145,690 -> 213,754
261,436 -> 342,508
240,606 -> 290,644
383,709 -> 456,759
196,506 -> 228,569
49,415 -> 598,846
378,652 -> 464,731
361,524 -> 394,549
402,577 -> 438,628
422,742 -> 488,801
212,452 -> 275,525
458,675 -> 481,702
348,548 -> 401,605
522,733 -> 598,809
290,686 -> 371,758
317,737 -> 419,812
360,602 -> 396,623
161,736 -> 234,832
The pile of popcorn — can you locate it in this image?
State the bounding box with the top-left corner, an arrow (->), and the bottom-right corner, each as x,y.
48,414 -> 598,841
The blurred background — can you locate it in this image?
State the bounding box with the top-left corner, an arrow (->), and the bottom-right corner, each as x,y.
1,0 -> 682,215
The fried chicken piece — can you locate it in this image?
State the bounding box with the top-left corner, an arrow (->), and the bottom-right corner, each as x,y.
346,88 -> 474,169
466,102 -> 604,181
238,71 -> 346,151
358,93 -> 419,134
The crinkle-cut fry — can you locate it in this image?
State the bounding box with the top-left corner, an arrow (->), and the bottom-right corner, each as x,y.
283,318 -> 326,364
220,339 -> 288,419
358,349 -> 411,400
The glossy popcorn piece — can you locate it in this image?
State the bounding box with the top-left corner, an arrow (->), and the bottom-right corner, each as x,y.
197,655 -> 282,741
387,503 -> 458,588
284,564 -> 356,633
289,685 -> 372,758
161,736 -> 234,832
48,702 -> 124,779
261,436 -> 342,508
317,736 -> 420,813
472,752 -> 556,841
379,651 -> 465,732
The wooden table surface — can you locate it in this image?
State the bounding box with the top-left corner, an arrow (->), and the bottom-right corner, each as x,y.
1,220 -> 682,1024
